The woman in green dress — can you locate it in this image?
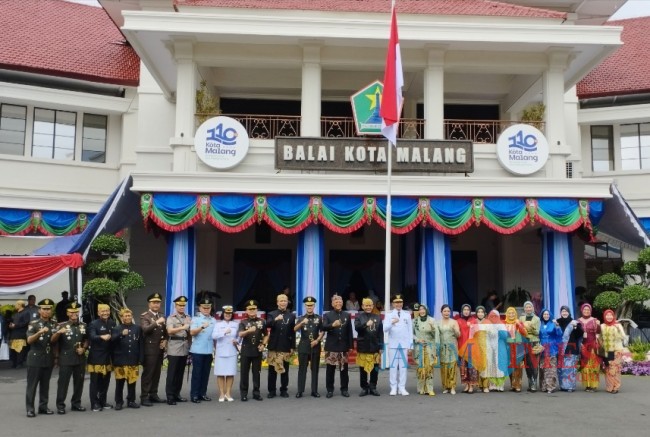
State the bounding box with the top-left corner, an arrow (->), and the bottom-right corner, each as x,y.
412,304 -> 438,396
438,304 -> 460,394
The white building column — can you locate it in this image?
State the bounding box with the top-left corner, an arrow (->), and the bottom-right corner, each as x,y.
300,44 -> 322,136
171,39 -> 197,172
543,49 -> 571,178
423,46 -> 446,140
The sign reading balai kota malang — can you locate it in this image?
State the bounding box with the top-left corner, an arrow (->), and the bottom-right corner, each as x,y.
275,137 -> 473,173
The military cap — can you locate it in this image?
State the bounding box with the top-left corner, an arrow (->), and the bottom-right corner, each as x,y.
392,294 -> 404,303
173,296 -> 188,306
199,298 -> 212,307
147,292 -> 162,302
303,296 -> 317,304
245,300 -> 258,310
38,298 -> 55,308
222,305 -> 234,313
66,301 -> 81,313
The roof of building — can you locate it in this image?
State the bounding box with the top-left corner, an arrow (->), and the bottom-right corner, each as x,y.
0,0 -> 140,87
577,16 -> 650,99
174,0 -> 566,19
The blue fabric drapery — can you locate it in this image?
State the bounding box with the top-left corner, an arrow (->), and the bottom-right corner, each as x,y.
296,226 -> 324,316
267,195 -> 311,217
375,197 -> 419,219
321,196 -> 365,215
155,193 -> 197,214
418,228 -> 453,319
0,208 -> 32,226
483,198 -> 527,218
210,194 -> 255,215
542,230 -> 575,317
165,228 -> 196,316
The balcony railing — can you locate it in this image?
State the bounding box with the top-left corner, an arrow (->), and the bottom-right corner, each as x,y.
196,114 -> 544,143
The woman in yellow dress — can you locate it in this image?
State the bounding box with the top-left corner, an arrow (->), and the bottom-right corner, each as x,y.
412,304 -> 438,396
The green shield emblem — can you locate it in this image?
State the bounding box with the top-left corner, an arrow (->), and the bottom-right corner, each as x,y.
350,80 -> 384,135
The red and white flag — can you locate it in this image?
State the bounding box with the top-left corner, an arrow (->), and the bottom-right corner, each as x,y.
380,4 -> 404,146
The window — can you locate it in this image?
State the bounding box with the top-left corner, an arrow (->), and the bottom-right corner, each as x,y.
82,114 -> 107,163
620,122 -> 650,170
590,125 -> 613,172
32,108 -> 76,160
0,104 -> 27,155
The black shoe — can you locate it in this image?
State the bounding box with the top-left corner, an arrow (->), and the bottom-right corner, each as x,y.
127,402 -> 140,409
57,408 -> 66,415
341,390 -> 350,397
141,399 -> 153,407
101,403 -> 113,410
253,395 -> 263,401
326,392 -> 333,398
191,398 -> 201,403
167,399 -> 177,405
267,392 -> 276,399
295,392 -> 303,398
241,396 -> 248,402
26,411 -> 35,418
200,396 -> 212,402
370,389 -> 380,396
175,397 -> 188,403
150,396 -> 165,403
359,389 -> 369,397
38,409 -> 54,415
91,404 -> 102,412
311,392 -> 321,398
114,403 -> 123,411
280,392 -> 289,398
71,405 -> 86,412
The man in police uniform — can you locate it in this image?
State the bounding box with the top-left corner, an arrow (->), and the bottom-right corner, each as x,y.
266,293 -> 296,398
111,308 -> 144,410
354,298 -> 383,397
322,294 -> 354,398
87,303 -> 115,411
140,292 -> 168,406
238,300 -> 267,401
165,295 -> 192,405
294,296 -> 323,398
25,298 -> 57,417
189,298 -> 216,403
52,301 -> 88,414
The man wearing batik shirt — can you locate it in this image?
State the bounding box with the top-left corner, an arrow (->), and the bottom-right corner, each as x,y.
354,298 -> 383,397
322,294 -> 353,398
266,293 -> 295,398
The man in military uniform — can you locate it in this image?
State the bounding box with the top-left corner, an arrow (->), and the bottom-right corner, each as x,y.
238,300 -> 267,401
52,301 -> 88,414
189,298 -> 216,403
383,294 -> 412,396
25,298 -> 57,417
87,303 -> 115,412
140,292 -> 168,406
111,308 -> 144,410
266,293 -> 296,398
294,296 -> 323,398
322,294 -> 354,398
354,298 -> 383,397
165,295 -> 191,405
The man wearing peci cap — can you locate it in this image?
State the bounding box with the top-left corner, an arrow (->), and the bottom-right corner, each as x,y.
189,298 -> 216,403
294,296 -> 324,398
266,293 -> 296,398
322,294 -> 354,398
25,299 -> 57,417
384,294 -> 413,396
238,300 -> 267,401
87,303 -> 115,412
165,296 -> 192,405
51,301 -> 89,414
140,292 -> 168,406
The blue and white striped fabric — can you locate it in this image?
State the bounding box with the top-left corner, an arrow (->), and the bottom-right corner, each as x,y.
296,225 -> 324,316
165,228 -> 196,317
418,228 -> 453,319
543,230 -> 574,317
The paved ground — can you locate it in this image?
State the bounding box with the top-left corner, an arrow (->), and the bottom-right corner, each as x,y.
0,360 -> 648,436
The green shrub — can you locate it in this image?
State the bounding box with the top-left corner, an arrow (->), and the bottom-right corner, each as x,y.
593,291 -> 622,310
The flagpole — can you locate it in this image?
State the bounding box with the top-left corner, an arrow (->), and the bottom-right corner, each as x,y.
384,138 -> 392,317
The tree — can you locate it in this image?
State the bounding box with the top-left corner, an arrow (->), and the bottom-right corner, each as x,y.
593,247 -> 650,321
82,234 -> 145,320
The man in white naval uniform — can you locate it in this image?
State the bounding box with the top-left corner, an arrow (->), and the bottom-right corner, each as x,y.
383,294 -> 412,396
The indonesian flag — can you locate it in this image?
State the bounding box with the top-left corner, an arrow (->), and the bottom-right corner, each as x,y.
380,4 -> 404,146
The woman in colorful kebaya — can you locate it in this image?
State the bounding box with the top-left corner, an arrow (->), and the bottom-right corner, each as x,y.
578,303 -> 601,392
504,307 -> 527,392
456,304 -> 478,394
600,309 -> 627,394
412,304 -> 438,396
438,305 -> 460,395
538,309 -> 562,393
555,306 -> 582,392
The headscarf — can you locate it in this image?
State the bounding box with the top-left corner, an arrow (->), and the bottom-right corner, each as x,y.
539,308 -> 553,326
417,304 -> 429,321
505,307 -> 518,324
475,305 -> 486,321
602,309 -> 617,326
556,305 -> 573,331
580,303 -> 592,318
460,304 -> 472,320
487,310 -> 501,324
523,300 -> 535,320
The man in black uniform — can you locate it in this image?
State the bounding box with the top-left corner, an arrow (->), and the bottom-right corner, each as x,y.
165,295 -> 191,405
25,298 -> 57,417
52,302 -> 88,414
55,291 -> 70,323
322,294 -> 354,398
111,308 -> 144,410
238,300 -> 267,402
87,303 -> 115,412
140,292 -> 168,406
354,298 -> 383,397
266,293 -> 296,398
294,296 -> 323,398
